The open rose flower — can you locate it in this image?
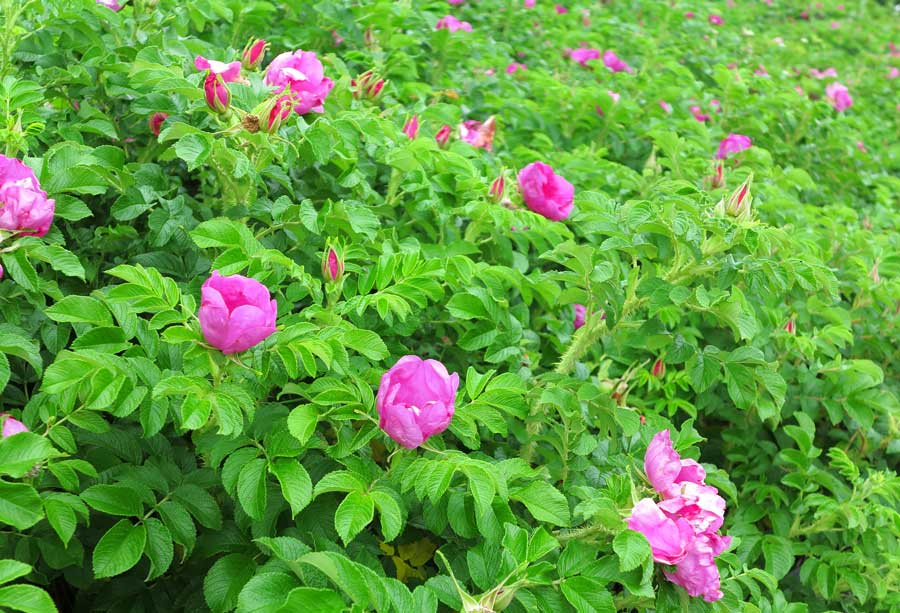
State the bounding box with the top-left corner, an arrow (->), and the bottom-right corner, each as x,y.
96,0 -> 122,10
0,154 -> 55,237
199,271 -> 277,354
664,532 -> 732,602
265,50 -> 335,115
518,161 -> 574,221
436,15 -> 472,32
376,356 -> 459,449
716,133 -> 752,159
0,413 -> 28,438
458,116 -> 496,150
569,47 -> 601,66
603,50 -> 634,73
194,56 -> 242,82
825,82 -> 853,112
628,498 -> 695,565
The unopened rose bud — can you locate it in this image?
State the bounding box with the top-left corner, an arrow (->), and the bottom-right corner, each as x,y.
724,175 -> 752,219
260,94 -> 294,133
435,124 -> 451,147
149,112 -> 168,136
708,162 -> 725,189
241,39 -> 268,71
402,115 -> 419,139
322,246 -> 344,282
652,358 -> 666,378
784,319 -> 796,334
489,175 -> 505,202
204,72 -> 230,114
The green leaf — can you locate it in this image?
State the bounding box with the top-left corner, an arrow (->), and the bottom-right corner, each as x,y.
0,584 -> 58,613
144,517 -> 174,580
613,530 -> 651,572
1,251 -> 39,293
92,519 -> 147,579
173,484 -> 222,529
80,484 -> 143,517
278,588 -> 345,613
341,329 -> 389,361
287,405 -> 318,445
510,481 -> 571,527
561,577 -> 616,613
44,499 -> 77,546
174,133 -> 213,169
235,573 -> 298,613
270,459 -> 313,518
0,560 -> 31,585
334,491 -> 375,545
45,296 -> 112,327
0,433 -> 55,478
204,554 -> 257,613
236,458 -> 267,520
158,500 -> 196,556
762,536 -> 794,580
370,489 -> 404,542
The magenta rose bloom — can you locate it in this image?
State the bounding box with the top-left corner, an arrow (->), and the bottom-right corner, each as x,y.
644,430 -> 707,493
659,482 -> 727,533
264,50 -> 335,115
96,0 -> 122,10
436,15 -> 473,32
825,82 -> 853,112
0,413 -> 28,438
0,154 -> 55,237
627,498 -> 695,565
570,47 -> 601,67
194,56 -> 242,82
517,161 -> 574,221
664,532 -> 732,602
603,50 -> 633,73
199,271 -> 277,354
715,134 -> 752,160
376,356 -> 460,449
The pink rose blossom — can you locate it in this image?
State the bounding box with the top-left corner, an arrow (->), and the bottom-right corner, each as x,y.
644,430 -> 707,493
754,64 -> 769,77
376,356 -> 459,449
663,533 -> 732,602
458,117 -> 496,150
448,0 -> 465,3
517,161 -> 574,221
402,115 -> 419,139
810,67 -> 838,79
0,414 -> 28,438
524,0 -> 536,7
685,11 -> 695,18
199,271 -> 277,354
506,62 -> 527,74
830,21 -> 840,29
0,154 -> 55,237
555,4 -> 568,13
627,499 -> 695,565
264,50 -> 334,115
659,482 -> 727,533
603,50 -> 634,73
856,140 -> 867,153
887,67 -> 899,80
708,14 -> 723,25
825,82 -> 852,112
573,304 -> 586,329
194,56 -> 242,82
95,0 -> 122,10
690,105 -> 710,122
436,15 -> 472,32
569,47 -> 601,67
659,100 -> 673,114
716,134 -> 752,159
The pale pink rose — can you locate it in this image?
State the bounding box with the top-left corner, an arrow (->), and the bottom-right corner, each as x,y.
627,499 -> 695,565
517,161 -> 574,221
0,414 -> 28,438
376,356 -> 459,449
887,67 -> 899,80
825,82 -> 852,112
569,47 -> 601,66
264,50 -> 334,115
663,533 -> 732,602
199,271 -> 277,354
0,154 -> 55,237
194,56 -> 242,82
436,15 -> 472,32
716,134 -> 752,159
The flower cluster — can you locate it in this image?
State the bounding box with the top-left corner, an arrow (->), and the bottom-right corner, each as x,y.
628,431 -> 731,602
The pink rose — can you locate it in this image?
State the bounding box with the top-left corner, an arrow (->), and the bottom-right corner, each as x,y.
644,430 -> 707,493
199,271 -> 277,354
627,499 -> 695,565
0,154 -> 55,237
690,105 -> 710,122
716,134 -> 752,159
570,47 -> 601,67
448,0 -> 465,3
0,414 -> 28,438
435,124 -> 451,147
603,50 -> 633,73
810,67 -> 838,79
524,0 -> 536,7
436,15 -> 473,32
95,0 -> 122,10
506,62 -> 527,74
241,39 -> 268,71
888,67 -> 899,80
825,82 -> 852,112
708,14 -> 723,25
376,356 -> 460,449
555,4 -> 568,13
573,304 -> 586,329
659,482 -> 727,533
517,161 -> 574,221
663,532 -> 732,602
458,117 -> 496,150
402,115 -> 419,140
264,50 -> 335,115
659,100 -> 673,114
149,112 -> 168,136
203,73 -> 230,114
194,56 -> 242,83
322,247 -> 343,282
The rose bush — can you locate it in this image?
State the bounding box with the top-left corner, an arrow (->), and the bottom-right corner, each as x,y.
0,0 -> 897,612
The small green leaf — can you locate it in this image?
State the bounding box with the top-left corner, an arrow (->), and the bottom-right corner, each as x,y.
236,459 -> 267,520
92,519 -> 147,579
144,517 -> 174,580
45,296 -> 112,327
0,560 -> 31,585
287,405 -> 318,445
270,459 -> 313,518
0,584 -> 58,613
510,481 -> 571,527
80,484 -> 143,517
204,554 -> 257,613
334,491 -> 375,545
613,530 -> 651,572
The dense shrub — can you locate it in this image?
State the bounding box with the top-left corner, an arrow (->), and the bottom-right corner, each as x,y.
0,0 -> 898,611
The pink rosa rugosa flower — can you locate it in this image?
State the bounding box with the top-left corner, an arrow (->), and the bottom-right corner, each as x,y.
555,4 -> 568,13
199,271 -> 277,354
663,532 -> 732,602
716,134 -> 752,160
659,482 -> 728,533
518,161 -> 574,221
435,124 -> 451,147
149,112 -> 168,136
448,0 -> 465,3
0,264 -> 3,279
573,304 -> 586,329
627,498 -> 695,565
524,0 -> 536,7
1,413 -> 28,438
489,175 -> 505,202
435,15 -> 473,32
644,430 -> 707,493
603,50 -> 634,73
0,154 -> 55,237
506,62 -> 527,74
888,67 -> 899,80
825,82 -> 853,112
376,355 -> 460,449
204,72 -> 230,114
402,115 -> 419,139
322,246 -> 344,282
570,47 -> 600,67
194,56 -> 242,82
690,105 -> 710,122
708,14 -> 723,25
458,116 -> 496,150
96,0 -> 122,10
241,39 -> 268,71
265,50 -> 335,115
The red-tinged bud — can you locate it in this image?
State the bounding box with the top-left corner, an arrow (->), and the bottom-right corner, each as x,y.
402,115 -> 419,139
367,79 -> 385,99
489,175 -> 505,202
640,415 -> 647,425
261,93 -> 294,133
715,174 -> 752,222
708,161 -> 725,189
149,112 -> 168,136
435,124 -> 451,147
204,72 -> 230,114
652,358 -> 666,378
784,319 -> 796,334
322,246 -> 344,282
241,38 -> 268,71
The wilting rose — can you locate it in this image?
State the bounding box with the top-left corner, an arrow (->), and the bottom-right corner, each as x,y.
376,356 -> 460,449
0,154 -> 55,237
458,116 -> 495,150
199,271 -> 277,354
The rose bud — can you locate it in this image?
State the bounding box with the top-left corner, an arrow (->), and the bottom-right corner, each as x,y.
652,358 -> 666,378
204,72 -> 230,114
402,115 -> 419,139
517,161 -> 574,221
784,319 -> 796,334
322,246 -> 344,282
435,124 -> 451,147
716,174 -> 752,221
489,175 -> 505,202
261,93 -> 294,133
0,154 -> 55,237
0,413 -> 28,438
376,355 -> 459,449
573,303 -> 586,329
199,271 -> 277,354
149,112 -> 168,136
241,38 -> 268,71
